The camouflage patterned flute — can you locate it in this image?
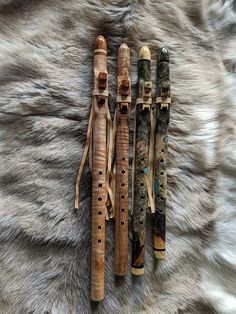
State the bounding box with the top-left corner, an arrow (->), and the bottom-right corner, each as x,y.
131,46 -> 152,275
153,47 -> 171,259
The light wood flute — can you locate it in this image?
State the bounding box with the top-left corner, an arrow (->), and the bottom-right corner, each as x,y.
153,47 -> 171,259
131,46 -> 152,275
114,43 -> 131,276
91,35 -> 109,302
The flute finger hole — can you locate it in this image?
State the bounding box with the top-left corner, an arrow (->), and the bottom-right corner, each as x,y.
140,221 -> 143,225
140,208 -> 143,212
121,183 -> 125,186
98,183 -> 102,187
122,170 -> 125,174
98,211 -> 102,215
98,197 -> 102,201
121,222 -> 124,225
161,149 -> 164,152
99,171 -> 102,175
140,182 -> 144,186
98,239 -> 101,243
122,158 -> 125,161
161,172 -> 164,175
121,195 -> 125,199
161,159 -> 164,162
121,208 -> 125,212
98,226 -> 101,229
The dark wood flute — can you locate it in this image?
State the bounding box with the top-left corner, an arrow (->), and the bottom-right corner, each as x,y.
91,35 -> 109,301
114,43 -> 131,276
131,46 -> 152,275
153,47 -> 171,259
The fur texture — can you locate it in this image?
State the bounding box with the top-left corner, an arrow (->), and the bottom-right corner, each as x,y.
0,0 -> 235,313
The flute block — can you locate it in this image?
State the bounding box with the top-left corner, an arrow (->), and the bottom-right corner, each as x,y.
98,72 -> 107,89
121,79 -> 130,96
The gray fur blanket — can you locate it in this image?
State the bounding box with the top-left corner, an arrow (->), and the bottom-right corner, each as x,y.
0,1 -> 236,313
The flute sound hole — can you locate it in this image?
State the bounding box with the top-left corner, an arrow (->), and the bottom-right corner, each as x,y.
98,197 -> 102,201
98,211 -> 102,215
99,171 -> 102,175
98,183 -> 102,187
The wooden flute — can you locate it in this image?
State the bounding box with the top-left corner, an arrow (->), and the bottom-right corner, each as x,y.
131,46 -> 152,275
153,47 -> 171,259
91,35 -> 109,301
114,43 -> 131,276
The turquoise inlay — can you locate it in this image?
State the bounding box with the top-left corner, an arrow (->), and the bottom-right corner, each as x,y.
163,135 -> 168,143
143,167 -> 149,174
154,177 -> 159,193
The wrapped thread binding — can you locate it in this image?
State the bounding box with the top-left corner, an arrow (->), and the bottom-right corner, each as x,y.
74,99 -> 115,220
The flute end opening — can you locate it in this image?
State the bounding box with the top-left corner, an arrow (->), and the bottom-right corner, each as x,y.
154,250 -> 165,260
95,35 -> 107,50
119,43 -> 129,50
138,46 -> 151,61
159,47 -> 169,62
131,267 -> 144,276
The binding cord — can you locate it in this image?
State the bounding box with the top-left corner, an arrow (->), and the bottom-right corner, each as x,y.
74,101 -> 94,210
105,109 -> 116,219
145,105 -> 156,214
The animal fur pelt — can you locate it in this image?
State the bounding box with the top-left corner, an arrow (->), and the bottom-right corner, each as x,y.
0,0 -> 235,313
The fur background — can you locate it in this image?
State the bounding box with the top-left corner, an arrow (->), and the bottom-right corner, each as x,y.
0,0 -> 235,313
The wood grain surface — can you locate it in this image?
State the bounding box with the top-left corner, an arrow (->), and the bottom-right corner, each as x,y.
114,43 -> 131,276
91,35 -> 108,301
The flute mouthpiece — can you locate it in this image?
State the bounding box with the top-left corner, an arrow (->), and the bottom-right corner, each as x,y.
95,35 -> 107,50
119,43 -> 129,50
159,47 -> 169,62
138,46 -> 151,61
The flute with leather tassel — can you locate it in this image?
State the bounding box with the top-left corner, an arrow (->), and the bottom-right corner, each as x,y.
153,47 -> 171,259
114,43 -> 131,276
131,46 -> 152,275
90,35 -> 109,301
